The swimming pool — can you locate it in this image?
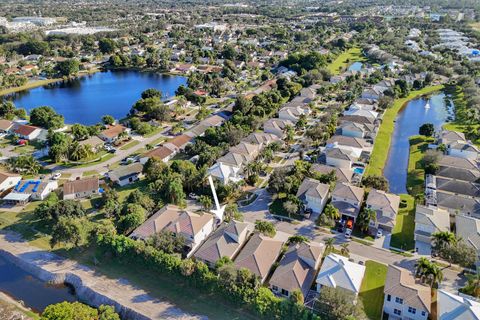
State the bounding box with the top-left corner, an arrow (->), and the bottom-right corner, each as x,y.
353,167 -> 365,175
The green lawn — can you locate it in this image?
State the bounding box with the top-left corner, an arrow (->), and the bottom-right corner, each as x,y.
365,85 -> 444,177
119,140 -> 140,150
359,261 -> 388,320
390,194 -> 415,251
268,198 -> 303,220
83,170 -> 99,177
0,78 -> 61,97
407,135 -> 433,196
327,47 -> 366,75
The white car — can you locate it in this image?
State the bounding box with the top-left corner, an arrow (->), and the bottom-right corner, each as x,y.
52,172 -> 62,180
344,228 -> 352,239
376,228 -> 384,238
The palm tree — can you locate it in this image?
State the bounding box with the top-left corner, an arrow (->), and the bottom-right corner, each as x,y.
427,264 -> 443,288
324,238 -> 335,255
357,207 -> 376,233
415,257 -> 432,282
340,243 -> 350,257
324,204 -> 340,220
462,273 -> 480,298
432,231 -> 457,252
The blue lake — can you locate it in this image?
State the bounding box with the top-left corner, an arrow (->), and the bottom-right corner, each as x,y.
383,93 -> 452,194
6,71 -> 187,125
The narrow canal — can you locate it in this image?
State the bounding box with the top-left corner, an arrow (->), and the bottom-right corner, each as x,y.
0,254 -> 76,313
383,92 -> 453,194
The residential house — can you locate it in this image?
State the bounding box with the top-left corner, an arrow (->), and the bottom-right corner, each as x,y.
414,205 -> 450,255
140,145 -> 176,164
331,183 -> 365,222
270,242 -> 324,298
79,136 -> 104,153
365,189 -> 400,232
316,253 -> 366,296
455,214 -> 480,263
436,156 -> 480,183
130,204 -> 215,257
438,290 -> 480,320
278,105 -> 311,123
263,118 -> 294,138
361,87 -> 383,100
340,115 -> 376,126
327,135 -> 371,154
296,178 -> 330,214
108,163 -> 144,186
0,119 -> 13,133
242,132 -> 279,147
194,220 -> 253,267
0,172 -> 22,193
338,121 -> 375,139
99,124 -> 129,143
434,176 -> 480,198
2,180 -> 58,205
383,265 -> 431,320
343,108 -> 379,120
311,164 -> 354,183
233,233 -> 284,283
324,147 -> 359,169
63,177 -> 100,200
439,130 -> 466,145
447,141 -> 479,160
10,123 -> 42,140
436,191 -> 480,217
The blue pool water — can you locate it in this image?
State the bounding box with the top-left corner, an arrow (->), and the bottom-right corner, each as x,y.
353,167 -> 365,174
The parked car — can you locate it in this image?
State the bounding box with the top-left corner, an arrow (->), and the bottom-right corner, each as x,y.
189,193 -> 199,200
108,148 -> 117,154
52,172 -> 62,180
376,228 -> 384,238
344,228 -> 352,239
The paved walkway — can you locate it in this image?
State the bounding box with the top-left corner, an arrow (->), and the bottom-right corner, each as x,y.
0,231 -> 204,320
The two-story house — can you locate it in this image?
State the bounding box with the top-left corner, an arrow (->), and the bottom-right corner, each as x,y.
296,178 -> 330,215
365,189 -> 400,232
331,183 -> 365,222
194,220 -> 253,268
414,205 -> 450,255
383,265 -> 431,320
270,242 -> 324,298
130,205 -> 215,257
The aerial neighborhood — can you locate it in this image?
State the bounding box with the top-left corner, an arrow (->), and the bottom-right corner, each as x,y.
0,1 -> 480,320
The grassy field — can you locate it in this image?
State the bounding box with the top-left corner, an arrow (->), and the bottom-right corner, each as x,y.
327,47 -> 366,75
443,85 -> 480,146
365,85 -> 444,177
0,79 -> 62,97
359,261 -> 388,320
407,135 -> 433,196
119,140 -> 140,150
470,22 -> 480,31
390,194 -> 415,251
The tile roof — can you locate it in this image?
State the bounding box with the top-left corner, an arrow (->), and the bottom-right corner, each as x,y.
296,178 -> 329,201
144,145 -> 175,160
0,119 -> 13,131
311,164 -> 353,183
234,233 -> 284,281
194,221 -> 253,264
63,177 -> 99,196
333,182 -> 365,202
269,242 -> 324,296
100,124 -> 127,139
384,265 -> 431,312
11,123 -> 40,136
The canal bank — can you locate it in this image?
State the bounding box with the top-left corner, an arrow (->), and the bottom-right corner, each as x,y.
0,231 -> 204,320
365,85 -> 444,178
384,92 -> 452,194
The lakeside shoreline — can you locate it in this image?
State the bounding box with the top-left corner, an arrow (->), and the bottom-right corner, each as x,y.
365,84 -> 444,177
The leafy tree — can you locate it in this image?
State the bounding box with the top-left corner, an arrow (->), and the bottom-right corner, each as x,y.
30,106 -> 64,129
40,302 -> 120,320
316,287 -> 366,320
166,178 -> 186,206
50,217 -> 89,248
141,88 -> 162,99
71,124 -> 90,140
323,204 -> 340,220
289,290 -> 304,305
56,59 -> 80,77
98,38 -> 117,54
287,235 -> 309,245
198,195 -> 213,211
117,204 -> 146,234
362,176 -> 389,192
224,203 -> 243,222
356,207 -> 376,233
102,115 -> 115,125
419,123 -> 435,137
254,220 -> 276,237
148,230 -> 186,254
438,240 -> 477,268
126,190 -> 155,212
461,273 -> 480,298
283,200 -> 299,217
